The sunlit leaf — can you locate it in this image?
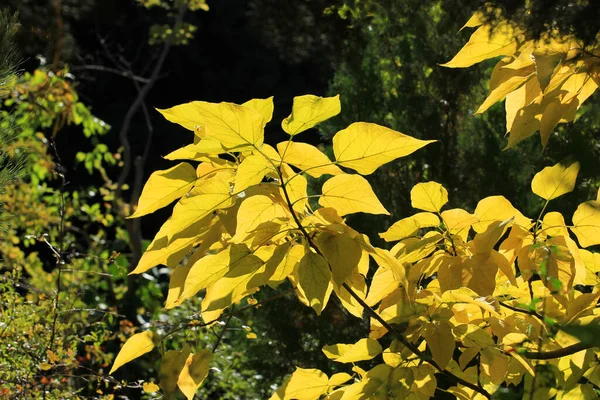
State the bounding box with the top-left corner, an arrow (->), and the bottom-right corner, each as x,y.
531,161 -> 580,201
322,338 -> 382,363
270,367 -> 330,400
319,174 -> 389,216
110,331 -> 156,374
277,141 -> 342,178
571,199 -> 600,247
333,122 -> 435,175
282,94 -> 341,136
410,182 -> 449,212
380,212 -> 440,242
296,252 -> 333,315
178,350 -> 212,400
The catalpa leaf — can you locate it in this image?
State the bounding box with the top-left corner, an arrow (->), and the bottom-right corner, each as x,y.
531,160 -> 580,201
270,367 -> 330,400
277,141 -> 342,178
129,162 -> 197,218
333,122 -> 435,175
282,94 -> 341,136
110,331 -> 157,374
571,199 -> 600,248
319,174 -> 389,216
322,338 -> 382,363
242,96 -> 274,123
410,182 -> 448,212
296,252 -> 333,315
177,350 -> 212,400
379,212 -> 440,242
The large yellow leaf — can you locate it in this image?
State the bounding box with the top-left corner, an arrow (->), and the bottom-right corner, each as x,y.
168,178 -> 236,241
233,154 -> 274,193
410,182 -> 449,212
277,141 -> 342,177
270,367 -> 330,400
157,102 -> 206,132
164,138 -> 227,160
571,199 -> 600,247
322,338 -> 382,363
281,94 -> 341,136
109,331 -> 156,374
334,271 -> 367,318
176,244 -> 262,306
475,59 -> 535,114
379,212 -> 440,242
423,322 -> 454,369
231,195 -> 289,243
201,250 -> 270,314
164,264 -> 193,310
268,243 -> 304,287
441,208 -> 477,241
541,211 -> 569,237
242,97 -> 274,123
580,249 -> 600,285
505,77 -> 542,132
129,163 -> 197,218
531,161 -> 580,201
473,195 -> 531,233
365,266 -> 398,307
159,346 -> 191,398
442,22 -> 521,68
333,122 -> 435,175
319,174 -> 389,216
177,350 -> 212,400
131,215 -> 215,275
296,252 -> 333,315
316,232 -> 362,287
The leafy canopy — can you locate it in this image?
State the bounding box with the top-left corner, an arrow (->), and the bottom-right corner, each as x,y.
111,93 -> 600,399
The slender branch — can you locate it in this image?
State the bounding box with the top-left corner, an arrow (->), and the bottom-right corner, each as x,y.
212,307 -> 234,353
499,301 -> 544,321
523,342 -> 591,360
70,65 -> 151,83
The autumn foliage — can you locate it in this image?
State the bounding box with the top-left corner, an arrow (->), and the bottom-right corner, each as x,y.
110,10 -> 600,400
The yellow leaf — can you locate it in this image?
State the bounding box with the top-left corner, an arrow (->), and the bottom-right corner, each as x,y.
39,362 -> 52,371
442,22 -> 521,68
167,178 -> 236,241
296,252 -> 333,315
542,211 -> 569,237
270,367 -> 330,400
201,249 -> 269,315
380,212 -> 440,242
231,195 -> 289,243
475,59 -> 535,114
423,321 -> 454,369
280,163 -> 309,213
580,249 -> 600,285
316,232 -> 362,288
277,141 -> 342,178
157,103 -> 207,133
505,76 -> 542,132
441,208 -> 477,241
242,97 -> 274,123
571,199 -> 600,247
319,174 -> 389,216
233,154 -> 274,193
176,244 -> 262,306
142,382 -> 159,393
329,373 -> 352,387
334,271 -> 367,318
410,182 -> 449,212
473,195 -> 531,233
322,338 -> 382,363
162,101 -> 265,149
109,331 -> 156,374
131,215 -> 215,275
177,350 -> 212,400
365,266 -> 398,307
333,122 -> 435,175
531,160 -> 580,201
268,243 -> 304,287
164,138 -> 227,160
246,332 -> 257,339
129,163 -> 197,218
159,347 -> 190,397
282,94 -> 341,136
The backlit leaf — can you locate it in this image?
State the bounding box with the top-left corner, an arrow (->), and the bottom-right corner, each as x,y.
410,182 -> 449,212
110,331 -> 156,374
296,252 -> 333,315
233,154 -> 274,193
282,94 -> 341,136
231,195 -> 289,243
316,232 -> 362,288
178,350 -> 212,400
531,161 -> 580,201
442,22 -> 521,68
243,97 -> 274,123
571,199 -> 600,247
270,367 -> 330,400
380,212 -> 440,242
129,163 -> 197,218
473,195 -> 531,233
333,122 -> 435,175
319,174 -> 389,216
322,338 -> 382,363
277,141 -> 342,178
